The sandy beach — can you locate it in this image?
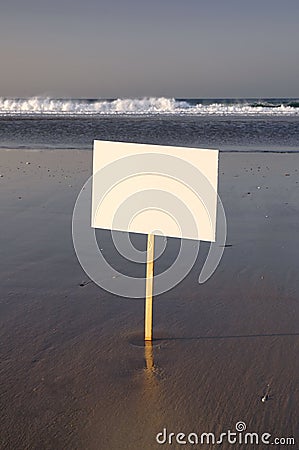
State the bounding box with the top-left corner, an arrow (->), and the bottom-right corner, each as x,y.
1,148 -> 298,449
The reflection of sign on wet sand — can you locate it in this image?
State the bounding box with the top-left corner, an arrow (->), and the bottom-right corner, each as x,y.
92,140 -> 219,341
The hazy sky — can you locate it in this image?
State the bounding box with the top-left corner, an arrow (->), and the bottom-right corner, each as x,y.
1,0 -> 298,98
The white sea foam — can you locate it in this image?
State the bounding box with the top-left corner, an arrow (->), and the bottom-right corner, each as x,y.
0,97 -> 298,117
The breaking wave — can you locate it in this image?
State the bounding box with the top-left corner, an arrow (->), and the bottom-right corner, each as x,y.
0,97 -> 299,117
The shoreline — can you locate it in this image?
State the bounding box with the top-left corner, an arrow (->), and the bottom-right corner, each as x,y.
1,146 -> 299,153
1,148 -> 298,449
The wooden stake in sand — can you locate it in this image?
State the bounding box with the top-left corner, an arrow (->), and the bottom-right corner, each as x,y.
145,233 -> 155,341
91,141 -> 220,342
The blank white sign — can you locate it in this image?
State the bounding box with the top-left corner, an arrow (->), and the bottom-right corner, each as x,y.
91,140 -> 219,242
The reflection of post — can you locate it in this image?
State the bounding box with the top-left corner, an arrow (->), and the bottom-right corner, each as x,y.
145,233 -> 155,341
144,341 -> 154,371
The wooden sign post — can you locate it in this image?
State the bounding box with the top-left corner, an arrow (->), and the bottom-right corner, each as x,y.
91,141 -> 219,343
145,233 -> 155,341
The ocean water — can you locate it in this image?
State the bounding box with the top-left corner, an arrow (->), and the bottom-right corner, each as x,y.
0,97 -> 299,151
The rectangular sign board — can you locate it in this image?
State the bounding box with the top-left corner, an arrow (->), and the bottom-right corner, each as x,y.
92,140 -> 218,242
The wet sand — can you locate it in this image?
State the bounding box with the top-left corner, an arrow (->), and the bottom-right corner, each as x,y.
0,149 -> 299,449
